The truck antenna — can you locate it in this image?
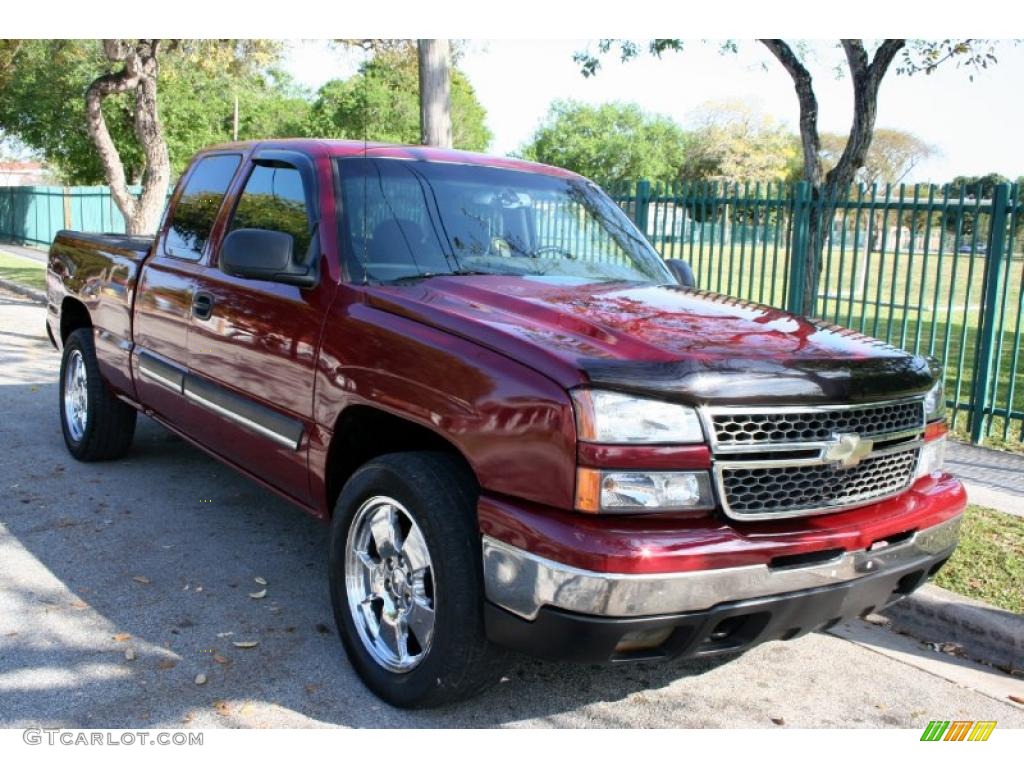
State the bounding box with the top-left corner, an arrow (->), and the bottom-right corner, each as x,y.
360,44 -> 370,285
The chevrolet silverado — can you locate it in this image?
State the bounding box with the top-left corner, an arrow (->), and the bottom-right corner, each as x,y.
46,140 -> 964,708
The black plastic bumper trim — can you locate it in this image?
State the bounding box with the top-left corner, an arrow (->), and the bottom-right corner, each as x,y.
484,545 -> 955,664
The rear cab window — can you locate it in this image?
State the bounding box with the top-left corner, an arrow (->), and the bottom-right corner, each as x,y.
164,154 -> 242,260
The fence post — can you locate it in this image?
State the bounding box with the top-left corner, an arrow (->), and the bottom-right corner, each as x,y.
62,186 -> 73,231
786,181 -> 812,315
969,183 -> 1011,443
634,179 -> 652,237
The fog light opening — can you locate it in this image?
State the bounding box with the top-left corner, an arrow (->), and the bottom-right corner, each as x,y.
613,627 -> 674,654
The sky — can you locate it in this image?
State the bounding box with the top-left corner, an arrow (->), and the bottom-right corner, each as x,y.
284,39 -> 1024,184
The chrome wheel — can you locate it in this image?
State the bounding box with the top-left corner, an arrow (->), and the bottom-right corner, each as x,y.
344,496 -> 436,673
63,349 -> 88,442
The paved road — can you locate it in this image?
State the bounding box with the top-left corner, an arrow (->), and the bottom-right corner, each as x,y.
1,286 -> 1022,729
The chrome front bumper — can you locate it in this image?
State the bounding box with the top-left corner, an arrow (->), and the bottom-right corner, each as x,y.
482,515 -> 961,620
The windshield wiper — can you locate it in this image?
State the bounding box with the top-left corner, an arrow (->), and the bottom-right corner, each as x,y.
386,269 -> 506,284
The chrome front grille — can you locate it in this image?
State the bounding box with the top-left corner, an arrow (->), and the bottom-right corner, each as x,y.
704,399 -> 926,520
710,401 -> 924,450
718,446 -> 920,517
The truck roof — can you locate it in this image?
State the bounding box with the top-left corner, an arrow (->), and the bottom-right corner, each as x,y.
198,138 -> 582,180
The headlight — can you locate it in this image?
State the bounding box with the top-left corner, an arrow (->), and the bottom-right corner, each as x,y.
576,468 -> 715,513
924,378 -> 945,421
571,389 -> 704,444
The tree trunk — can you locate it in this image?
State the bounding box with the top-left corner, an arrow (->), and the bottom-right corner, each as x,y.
418,39 -> 452,148
761,39 -> 905,315
84,39 -> 170,235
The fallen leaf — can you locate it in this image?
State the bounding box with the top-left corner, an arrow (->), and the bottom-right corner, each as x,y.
113,633 -> 132,642
771,717 -> 785,726
305,683 -> 319,695
248,589 -> 267,600
938,642 -> 966,657
1010,695 -> 1024,705
157,659 -> 178,670
194,673 -> 207,686
315,623 -> 331,635
213,699 -> 231,716
68,600 -> 88,610
132,575 -> 150,584
124,648 -> 136,661
213,653 -> 230,665
254,577 -> 267,586
232,640 -> 259,649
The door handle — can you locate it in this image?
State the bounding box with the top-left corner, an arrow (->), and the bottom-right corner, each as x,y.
192,291 -> 215,320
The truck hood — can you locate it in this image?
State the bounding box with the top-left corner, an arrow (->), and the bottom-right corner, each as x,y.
367,275 -> 936,405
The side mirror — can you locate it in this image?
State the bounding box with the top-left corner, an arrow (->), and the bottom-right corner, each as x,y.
665,258 -> 697,288
220,228 -> 318,288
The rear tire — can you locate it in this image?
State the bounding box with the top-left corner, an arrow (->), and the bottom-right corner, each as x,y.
59,328 -> 137,461
328,451 -> 509,708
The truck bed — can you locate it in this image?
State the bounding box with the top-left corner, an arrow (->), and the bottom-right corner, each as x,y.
47,230 -> 154,396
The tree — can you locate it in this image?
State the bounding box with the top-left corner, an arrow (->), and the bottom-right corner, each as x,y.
0,39 -> 285,234
418,40 -> 452,148
519,101 -> 688,185
576,39 -> 1000,313
83,40 -> 169,235
820,128 -> 935,185
943,173 -> 1011,236
681,101 -> 800,182
306,49 -> 490,151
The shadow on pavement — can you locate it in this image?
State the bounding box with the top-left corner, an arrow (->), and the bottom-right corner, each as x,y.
0,381 -> 742,728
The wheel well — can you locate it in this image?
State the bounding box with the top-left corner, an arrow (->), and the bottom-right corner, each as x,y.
60,298 -> 91,342
325,405 -> 471,515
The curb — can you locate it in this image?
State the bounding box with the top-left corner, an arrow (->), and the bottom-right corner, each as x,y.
881,583 -> 1023,670
0,277 -> 46,304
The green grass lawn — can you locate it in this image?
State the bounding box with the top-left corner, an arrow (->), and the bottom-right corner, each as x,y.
933,505 -> 1024,613
0,250 -> 46,291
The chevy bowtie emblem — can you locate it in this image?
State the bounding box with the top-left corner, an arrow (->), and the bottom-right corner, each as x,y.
823,432 -> 874,468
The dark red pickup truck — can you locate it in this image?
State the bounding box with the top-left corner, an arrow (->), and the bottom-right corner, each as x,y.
46,139 -> 964,707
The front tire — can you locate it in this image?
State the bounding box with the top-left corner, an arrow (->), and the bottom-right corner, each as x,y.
59,328 -> 137,461
328,452 -> 508,708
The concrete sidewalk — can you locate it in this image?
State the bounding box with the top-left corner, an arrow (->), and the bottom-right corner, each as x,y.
947,440 -> 1024,517
0,239 -> 47,264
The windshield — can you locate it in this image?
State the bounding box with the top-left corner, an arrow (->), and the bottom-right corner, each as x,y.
335,158 -> 673,285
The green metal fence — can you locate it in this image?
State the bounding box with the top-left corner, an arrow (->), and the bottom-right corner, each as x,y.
0,185 -> 139,247
2,180 -> 1022,447
611,180 -> 1024,447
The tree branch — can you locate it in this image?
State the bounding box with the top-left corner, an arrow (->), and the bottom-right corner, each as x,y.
826,39 -> 907,189
84,39 -> 171,234
758,39 -> 822,186
85,42 -> 140,224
